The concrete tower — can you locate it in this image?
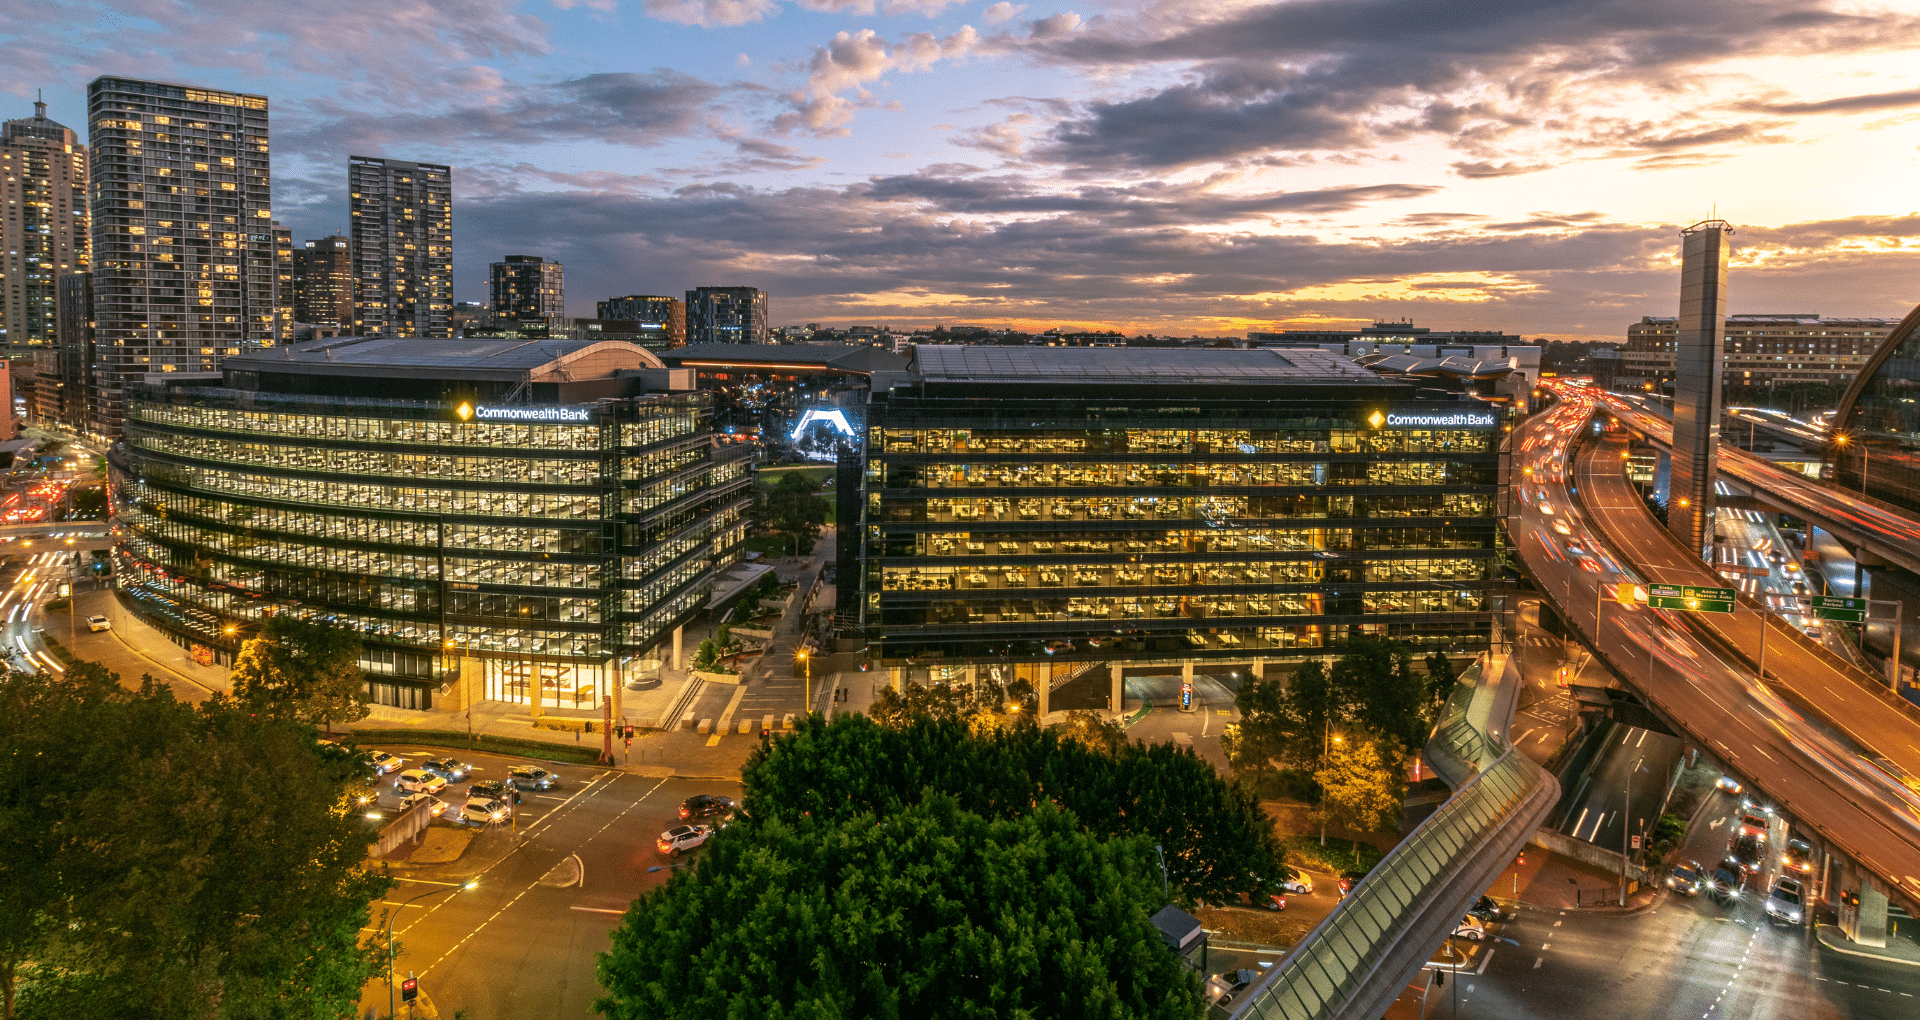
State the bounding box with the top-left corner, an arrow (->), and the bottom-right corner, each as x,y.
1668,220 -> 1733,555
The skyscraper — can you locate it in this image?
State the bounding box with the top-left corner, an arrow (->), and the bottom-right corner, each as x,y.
1669,219 -> 1732,555
685,286 -> 768,344
489,254 -> 563,321
0,97 -> 89,351
349,156 -> 452,338
271,221 -> 293,341
597,294 -> 684,346
293,235 -> 353,329
86,76 -> 272,436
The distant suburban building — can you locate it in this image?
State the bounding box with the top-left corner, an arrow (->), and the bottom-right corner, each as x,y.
1249,321 -> 1522,347
111,334 -> 750,710
1619,314 -> 1897,391
490,254 -> 564,322
598,294 -> 685,347
852,346 -> 1502,710
349,155 -> 453,338
0,97 -> 88,353
87,76 -> 272,437
686,286 -> 768,345
293,235 -> 353,329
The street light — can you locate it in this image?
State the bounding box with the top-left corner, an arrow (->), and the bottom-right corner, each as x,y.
387,879 -> 477,1017
797,648 -> 811,712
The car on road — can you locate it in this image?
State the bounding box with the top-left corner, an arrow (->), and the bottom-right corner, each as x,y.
1469,895 -> 1515,922
1205,969 -> 1263,1007
679,794 -> 735,821
456,797 -> 509,826
1737,812 -> 1770,843
467,779 -> 520,805
507,766 -> 559,791
1782,837 -> 1815,876
1714,775 -> 1743,796
392,769 -> 446,795
1667,861 -> 1705,897
1710,860 -> 1745,902
657,824 -> 714,857
1276,866 -> 1313,895
396,792 -> 447,817
1450,915 -> 1487,941
423,757 -> 472,781
1730,833 -> 1766,876
1551,519 -> 1572,536
366,750 -> 403,774
1764,877 -> 1805,926
85,615 -> 110,632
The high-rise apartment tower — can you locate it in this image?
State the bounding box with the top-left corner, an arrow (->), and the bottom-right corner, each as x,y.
349,156 -> 452,338
0,97 -> 88,352
86,76 -> 272,436
685,286 -> 768,344
490,255 -> 563,321
293,235 -> 353,329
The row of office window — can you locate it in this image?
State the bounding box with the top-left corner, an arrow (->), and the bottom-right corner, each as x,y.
878,526 -> 1492,556
869,588 -> 1487,627
876,427 -> 1493,455
870,460 -> 1497,490
878,556 -> 1489,591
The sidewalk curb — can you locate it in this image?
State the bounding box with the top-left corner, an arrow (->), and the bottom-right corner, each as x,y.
1815,924 -> 1920,969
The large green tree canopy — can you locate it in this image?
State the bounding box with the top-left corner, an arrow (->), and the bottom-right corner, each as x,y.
597,797 -> 1202,1020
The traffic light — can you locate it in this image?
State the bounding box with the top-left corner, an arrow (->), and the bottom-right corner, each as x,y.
401,977 -> 418,1003
1518,851 -> 1527,867
624,725 -> 636,740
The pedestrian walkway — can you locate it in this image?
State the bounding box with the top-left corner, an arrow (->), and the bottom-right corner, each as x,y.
1818,915 -> 1920,968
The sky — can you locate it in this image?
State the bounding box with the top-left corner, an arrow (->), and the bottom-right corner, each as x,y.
5,0 -> 1920,340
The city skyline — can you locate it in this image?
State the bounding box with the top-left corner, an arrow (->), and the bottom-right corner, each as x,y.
4,2 -> 1919,341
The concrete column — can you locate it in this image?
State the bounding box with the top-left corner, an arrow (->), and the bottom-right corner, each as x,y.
964,665 -> 976,689
672,625 -> 684,671
889,666 -> 903,693
1181,661 -> 1195,684
1038,661 -> 1050,717
1110,663 -> 1124,715
1857,879 -> 1891,949
1251,658 -> 1264,681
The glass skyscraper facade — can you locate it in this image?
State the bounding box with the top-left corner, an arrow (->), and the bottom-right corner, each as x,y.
858,347 -> 1504,675
110,335 -> 751,709
1831,303 -> 1920,511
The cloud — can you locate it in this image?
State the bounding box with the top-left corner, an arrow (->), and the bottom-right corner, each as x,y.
798,0 -> 969,15
777,25 -> 982,135
552,0 -> 618,11
1026,11 -> 1081,39
641,0 -> 781,26
982,2 -> 1026,25
1450,160 -> 1553,178
1738,87 -> 1920,115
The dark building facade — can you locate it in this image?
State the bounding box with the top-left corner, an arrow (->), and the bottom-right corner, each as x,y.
1669,220 -> 1732,554
1830,302 -> 1920,512
110,335 -> 751,710
34,272 -> 93,430
856,347 -> 1503,697
349,156 -> 452,338
87,77 -> 272,437
490,254 -> 564,322
293,234 -> 353,328
598,294 -> 685,347
686,286 -> 768,345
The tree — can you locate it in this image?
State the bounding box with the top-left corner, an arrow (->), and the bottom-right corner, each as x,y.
0,663 -> 390,1019
228,615 -> 370,731
756,472 -> 829,556
64,486 -> 106,521
597,797 -> 1203,1020
1056,710 -> 1128,754
1223,660 -> 1336,777
741,714 -> 1286,907
1314,739 -> 1404,858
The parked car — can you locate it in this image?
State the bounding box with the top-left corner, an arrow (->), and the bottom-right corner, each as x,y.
679,794 -> 735,821
396,792 -> 447,817
1276,866 -> 1313,895
657,824 -> 713,857
393,769 -> 446,795
1764,877 -> 1805,926
457,798 -> 509,826
423,757 -> 472,781
508,766 -> 559,791
85,615 -> 110,632
1450,915 -> 1488,942
1668,861 -> 1705,897
1205,969 -> 1264,1007
366,750 -> 403,774
467,780 -> 520,805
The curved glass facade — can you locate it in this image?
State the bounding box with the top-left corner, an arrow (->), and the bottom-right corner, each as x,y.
111,385 -> 750,709
1831,305 -> 1920,511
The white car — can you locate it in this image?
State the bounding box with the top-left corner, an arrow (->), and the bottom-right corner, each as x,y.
366,750 -> 403,774
456,797 -> 508,826
656,824 -> 713,857
1451,915 -> 1487,941
86,615 -> 110,632
393,768 -> 446,795
396,791 -> 447,817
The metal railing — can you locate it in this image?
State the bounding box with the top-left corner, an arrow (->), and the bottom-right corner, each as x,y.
1227,655 -> 1557,1020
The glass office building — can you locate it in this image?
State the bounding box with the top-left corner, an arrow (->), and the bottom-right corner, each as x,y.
1831,303 -> 1920,512
859,347 -> 1504,672
110,335 -> 751,709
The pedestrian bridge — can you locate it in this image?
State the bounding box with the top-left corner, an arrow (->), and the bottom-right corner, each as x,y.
1224,653 -> 1558,1020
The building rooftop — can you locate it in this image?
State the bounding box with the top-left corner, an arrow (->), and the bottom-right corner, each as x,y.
663,342 -> 909,376
909,345 -> 1383,387
225,335 -> 665,381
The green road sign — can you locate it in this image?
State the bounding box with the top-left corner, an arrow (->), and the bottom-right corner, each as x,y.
1647,583 -> 1736,614
1810,595 -> 1866,623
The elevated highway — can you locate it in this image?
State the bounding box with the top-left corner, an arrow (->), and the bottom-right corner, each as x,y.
1516,382 -> 1920,922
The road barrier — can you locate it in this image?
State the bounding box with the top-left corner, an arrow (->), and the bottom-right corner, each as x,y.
374,798 -> 436,858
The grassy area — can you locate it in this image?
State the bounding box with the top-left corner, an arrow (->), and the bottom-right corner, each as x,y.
1280,833 -> 1385,876
347,727 -> 609,765
756,464 -> 833,489
40,635 -> 79,667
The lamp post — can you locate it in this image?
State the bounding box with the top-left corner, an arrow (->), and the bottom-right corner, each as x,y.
387,879 -> 476,1017
797,648 -> 811,712
64,536 -> 76,648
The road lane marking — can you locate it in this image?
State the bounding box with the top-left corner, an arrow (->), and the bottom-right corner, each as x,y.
1533,956 -> 1543,969
570,905 -> 626,914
